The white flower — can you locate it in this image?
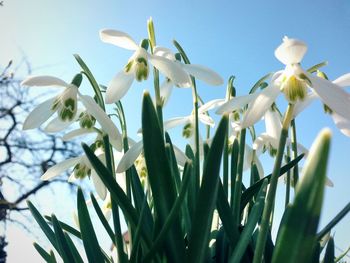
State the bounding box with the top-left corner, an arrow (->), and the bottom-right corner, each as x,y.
21,75 -> 122,150
217,37 -> 350,129
153,47 -> 224,105
41,149 -> 107,200
99,29 -> 192,104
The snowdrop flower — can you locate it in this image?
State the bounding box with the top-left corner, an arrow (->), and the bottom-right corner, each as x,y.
21,74 -> 83,130
217,37 -> 350,129
153,47 -> 223,105
99,29 -> 192,103
41,148 -> 108,200
22,74 -> 122,149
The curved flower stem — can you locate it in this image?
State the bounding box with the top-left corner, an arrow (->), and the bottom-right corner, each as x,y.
285,147 -> 291,208
253,103 -> 294,263
173,40 -> 200,196
291,119 -> 299,186
147,18 -> 164,136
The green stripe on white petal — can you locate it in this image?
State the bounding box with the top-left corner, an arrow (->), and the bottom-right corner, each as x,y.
79,95 -> 122,142
91,170 -> 107,200
181,63 -> 223,86
99,29 -> 138,50
241,84 -> 280,128
62,128 -> 96,141
148,54 -> 191,87
331,112 -> 350,137
308,73 -> 350,120
105,70 -> 134,104
163,116 -> 191,131
21,75 -> 69,87
45,108 -> 84,133
23,97 -> 56,130
274,37 -> 308,65
41,156 -> 82,180
333,73 -> 350,87
216,93 -> 258,114
253,133 -> 276,152
116,140 -> 143,173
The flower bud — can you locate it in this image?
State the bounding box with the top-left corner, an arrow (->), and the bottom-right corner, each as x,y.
71,73 -> 83,87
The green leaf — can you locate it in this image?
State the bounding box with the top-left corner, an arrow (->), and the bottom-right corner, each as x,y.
317,202 -> 350,241
45,215 -> 81,239
90,193 -> 116,246
77,188 -> 105,263
64,233 -> 84,263
33,243 -> 57,263
27,201 -> 59,253
230,180 -> 268,263
323,237 -> 335,263
82,143 -> 152,245
240,154 -> 304,213
52,214 -> 75,262
272,129 -> 331,263
142,91 -> 185,262
187,115 -> 228,263
143,162 -> 192,262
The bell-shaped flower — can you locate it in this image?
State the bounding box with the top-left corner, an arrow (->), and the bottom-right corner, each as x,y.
21,75 -> 82,130
99,29 -> 192,104
153,47 -> 224,105
41,147 -> 108,200
217,37 -> 350,129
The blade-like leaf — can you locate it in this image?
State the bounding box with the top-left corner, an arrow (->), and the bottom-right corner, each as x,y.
230,180 -> 268,263
45,215 -> 81,239
52,214 -> 75,262
64,233 -> 84,263
240,154 -> 304,213
187,115 -> 228,262
33,243 -> 57,263
77,188 -> 105,263
142,91 -> 185,262
323,237 -> 335,263
272,129 -> 331,263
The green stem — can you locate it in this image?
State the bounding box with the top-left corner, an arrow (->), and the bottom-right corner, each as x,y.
232,128 -> 246,227
291,119 -> 299,187
285,147 -> 291,208
147,18 -> 163,135
230,139 -> 239,207
253,104 -> 294,263
223,130 -> 229,196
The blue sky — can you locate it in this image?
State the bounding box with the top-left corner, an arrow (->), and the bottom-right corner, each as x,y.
2,0 -> 350,261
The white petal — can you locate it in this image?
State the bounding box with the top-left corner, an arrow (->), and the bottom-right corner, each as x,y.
91,170 -> 107,200
216,93 -> 258,114
44,116 -> 77,133
241,84 -> 280,128
79,95 -> 122,145
331,112 -> 350,137
116,141 -> 143,173
274,37 -> 307,65
21,75 -> 69,87
199,99 -> 225,112
99,29 -> 138,50
264,109 -> 282,139
149,55 -> 191,87
160,79 -> 174,106
181,64 -> 223,86
41,156 -> 81,180
62,128 -> 96,141
254,157 -> 264,178
116,172 -> 127,193
153,46 -> 176,60
293,92 -> 317,117
23,97 -> 56,130
105,70 -> 134,104
199,113 -> 215,127
163,116 -> 191,131
253,133 -> 278,153
172,145 -> 189,167
333,73 -> 350,87
308,74 -> 350,119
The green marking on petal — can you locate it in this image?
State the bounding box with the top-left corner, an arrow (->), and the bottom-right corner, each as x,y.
73,163 -> 91,179
182,123 -> 193,138
79,111 -> 96,129
281,75 -> 308,102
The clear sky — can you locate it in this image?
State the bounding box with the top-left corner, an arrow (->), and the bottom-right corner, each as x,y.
1,0 -> 350,261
